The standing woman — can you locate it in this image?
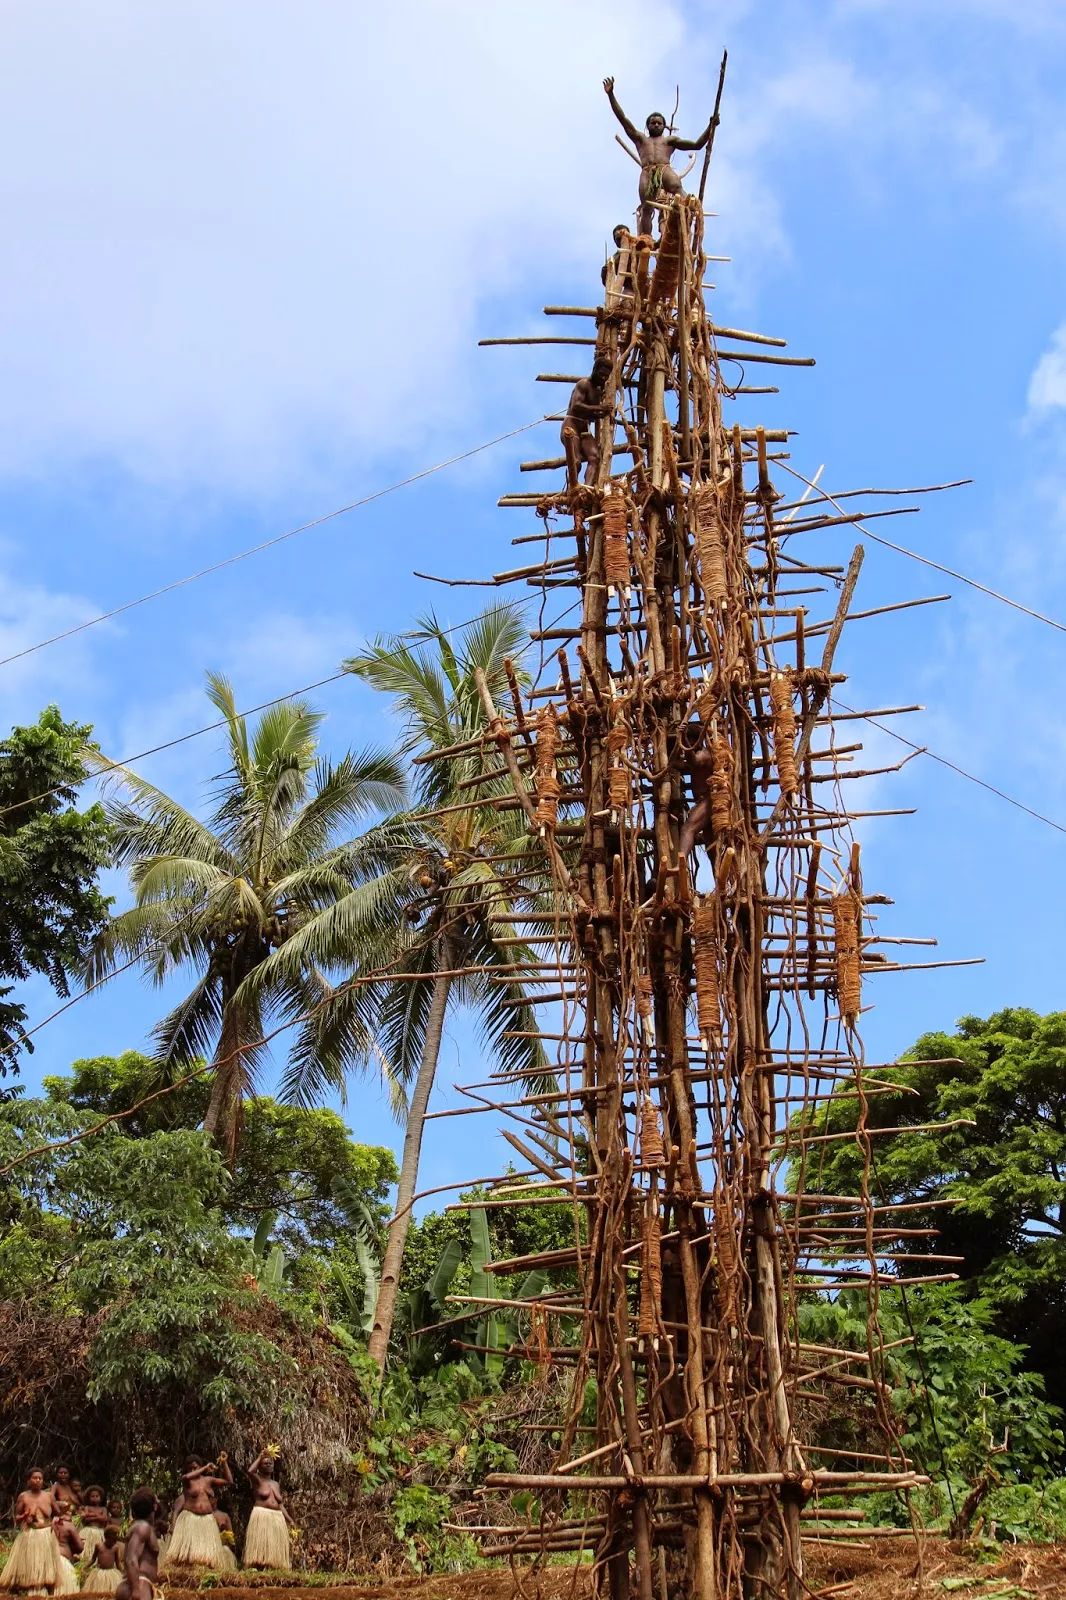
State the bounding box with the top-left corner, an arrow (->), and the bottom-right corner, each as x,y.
0,1468 -> 61,1594
163,1456 -> 232,1570
243,1448 -> 291,1571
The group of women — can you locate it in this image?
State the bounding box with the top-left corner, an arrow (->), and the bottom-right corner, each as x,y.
0,1450 -> 291,1595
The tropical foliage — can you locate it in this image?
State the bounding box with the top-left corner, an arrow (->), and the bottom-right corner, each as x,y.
85,674 -> 406,1155
791,1008 -> 1066,1424
0,708 -> 111,1078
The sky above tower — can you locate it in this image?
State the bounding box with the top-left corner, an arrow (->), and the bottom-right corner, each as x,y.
4,0 -> 1066,1194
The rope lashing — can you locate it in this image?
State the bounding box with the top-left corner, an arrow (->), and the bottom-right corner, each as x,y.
534,704 -> 561,832
694,485 -> 728,609
832,890 -> 863,1026
769,670 -> 799,804
693,896 -> 722,1049
603,491 -> 630,595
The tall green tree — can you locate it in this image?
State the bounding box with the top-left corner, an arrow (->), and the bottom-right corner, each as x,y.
347,607 -> 552,1370
42,1051 -> 397,1253
792,1007 -> 1066,1422
253,605 -> 552,1371
86,674 -> 406,1158
0,708 -> 111,1077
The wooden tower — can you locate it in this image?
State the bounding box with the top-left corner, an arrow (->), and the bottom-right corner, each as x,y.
422,105 -> 955,1600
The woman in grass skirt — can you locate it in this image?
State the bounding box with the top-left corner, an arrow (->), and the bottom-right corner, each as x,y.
243,1448 -> 291,1571
162,1456 -> 231,1571
0,1469 -> 61,1594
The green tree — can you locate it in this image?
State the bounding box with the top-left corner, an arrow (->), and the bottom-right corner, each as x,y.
345,607 -> 553,1371
86,674 -> 406,1157
253,605 -> 551,1372
792,1007 -> 1066,1422
42,1051 -> 397,1253
0,708 -> 111,1077
0,1100 -> 369,1482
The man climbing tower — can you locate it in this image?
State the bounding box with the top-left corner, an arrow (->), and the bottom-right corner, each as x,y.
603,77 -> 717,236
561,356 -> 612,489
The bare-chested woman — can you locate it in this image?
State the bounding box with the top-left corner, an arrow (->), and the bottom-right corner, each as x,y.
0,1468 -> 62,1593
115,1490 -> 159,1600
243,1448 -> 292,1571
163,1454 -> 232,1570
604,78 -> 716,236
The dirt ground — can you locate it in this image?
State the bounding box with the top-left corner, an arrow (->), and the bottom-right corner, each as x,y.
164,1535 -> 1066,1599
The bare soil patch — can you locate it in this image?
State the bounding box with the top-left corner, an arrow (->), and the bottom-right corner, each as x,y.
164,1536 -> 1066,1598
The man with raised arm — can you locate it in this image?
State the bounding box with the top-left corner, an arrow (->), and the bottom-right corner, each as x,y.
603,77 -> 716,236
115,1490 -> 159,1600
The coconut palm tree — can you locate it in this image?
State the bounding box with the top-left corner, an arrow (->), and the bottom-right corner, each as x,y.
245,603 -> 553,1371
85,673 -> 407,1159
347,605 -> 555,1370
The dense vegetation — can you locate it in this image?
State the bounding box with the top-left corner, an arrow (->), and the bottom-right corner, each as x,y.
3,678 -> 1066,1569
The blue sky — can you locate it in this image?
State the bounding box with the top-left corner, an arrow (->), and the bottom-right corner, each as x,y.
5,0 -> 1066,1205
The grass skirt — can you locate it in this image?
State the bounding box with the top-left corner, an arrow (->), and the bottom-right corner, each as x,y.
81,1572 -> 120,1595
54,1558 -> 78,1596
218,1547 -> 238,1574
0,1528 -> 61,1592
162,1512 -> 224,1570
77,1532 -> 104,1566
243,1509 -> 290,1570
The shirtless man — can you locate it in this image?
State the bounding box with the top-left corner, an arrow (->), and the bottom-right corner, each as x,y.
604,78 -> 716,236
678,746 -> 715,860
244,1449 -> 292,1571
562,357 -> 612,489
115,1490 -> 159,1600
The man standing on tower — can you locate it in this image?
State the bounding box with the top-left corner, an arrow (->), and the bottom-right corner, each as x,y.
603,78 -> 717,236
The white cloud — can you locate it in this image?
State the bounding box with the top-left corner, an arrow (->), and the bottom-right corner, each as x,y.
1027,324 -> 1066,412
0,568 -> 107,727
0,0 -> 699,494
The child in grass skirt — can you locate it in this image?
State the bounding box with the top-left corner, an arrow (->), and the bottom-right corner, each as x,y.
51,1509 -> 82,1594
77,1491 -> 108,1566
81,1527 -> 122,1596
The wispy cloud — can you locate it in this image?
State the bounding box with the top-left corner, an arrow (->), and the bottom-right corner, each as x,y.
1027,324 -> 1066,413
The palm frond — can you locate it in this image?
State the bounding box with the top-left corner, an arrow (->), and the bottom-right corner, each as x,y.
276,748 -> 407,872
152,972 -> 225,1068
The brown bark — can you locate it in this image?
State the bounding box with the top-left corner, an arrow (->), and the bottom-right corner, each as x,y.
367,938 -> 452,1374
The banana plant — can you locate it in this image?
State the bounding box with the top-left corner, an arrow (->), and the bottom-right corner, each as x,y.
246,1210 -> 290,1291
